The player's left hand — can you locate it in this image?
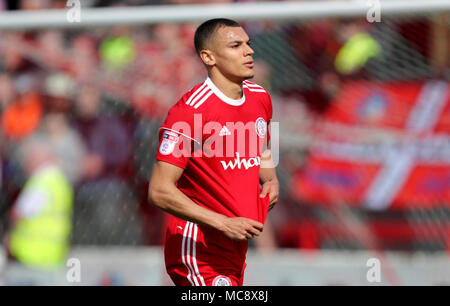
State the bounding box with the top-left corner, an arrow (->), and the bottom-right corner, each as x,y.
260,179 -> 279,211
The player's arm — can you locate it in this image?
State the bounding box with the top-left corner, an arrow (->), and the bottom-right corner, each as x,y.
148,160 -> 264,241
259,149 -> 279,210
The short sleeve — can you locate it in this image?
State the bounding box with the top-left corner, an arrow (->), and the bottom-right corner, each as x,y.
155,102 -> 200,169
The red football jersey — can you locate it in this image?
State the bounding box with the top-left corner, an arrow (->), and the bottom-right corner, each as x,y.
155,77 -> 272,224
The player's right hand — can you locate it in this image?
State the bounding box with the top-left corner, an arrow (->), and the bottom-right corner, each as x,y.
220,217 -> 264,241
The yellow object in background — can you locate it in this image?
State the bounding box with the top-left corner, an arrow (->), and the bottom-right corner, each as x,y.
9,166 -> 73,269
100,36 -> 136,70
335,33 -> 381,75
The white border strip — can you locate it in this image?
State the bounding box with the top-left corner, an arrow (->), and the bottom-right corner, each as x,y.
181,221 -> 205,286
1,1 -> 448,30
191,223 -> 206,286
181,221 -> 195,286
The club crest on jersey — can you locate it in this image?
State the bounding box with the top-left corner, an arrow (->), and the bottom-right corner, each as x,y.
255,117 -> 267,138
212,275 -> 232,286
159,130 -> 179,155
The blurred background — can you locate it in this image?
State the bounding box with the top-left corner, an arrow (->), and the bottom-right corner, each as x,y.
0,0 -> 449,285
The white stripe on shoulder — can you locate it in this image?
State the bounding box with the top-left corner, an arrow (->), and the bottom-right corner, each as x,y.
188,86 -> 210,106
243,84 -> 267,93
243,81 -> 265,89
193,90 -> 213,109
186,83 -> 207,105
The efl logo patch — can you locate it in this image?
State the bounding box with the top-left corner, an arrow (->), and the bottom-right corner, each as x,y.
255,117 -> 267,138
212,275 -> 232,286
159,130 -> 180,155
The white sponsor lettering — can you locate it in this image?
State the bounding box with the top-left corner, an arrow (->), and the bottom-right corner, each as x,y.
220,152 -> 261,170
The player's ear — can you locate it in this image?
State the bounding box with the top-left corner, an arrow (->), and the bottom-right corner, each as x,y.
200,49 -> 215,67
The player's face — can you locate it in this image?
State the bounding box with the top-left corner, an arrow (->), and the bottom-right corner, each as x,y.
209,26 -> 254,81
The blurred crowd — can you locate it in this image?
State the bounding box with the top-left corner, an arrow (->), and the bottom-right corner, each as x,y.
0,0 -> 448,256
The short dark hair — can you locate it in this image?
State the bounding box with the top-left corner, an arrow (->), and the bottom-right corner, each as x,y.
194,18 -> 241,55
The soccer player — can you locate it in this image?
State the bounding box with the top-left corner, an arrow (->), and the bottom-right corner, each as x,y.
148,18 -> 279,286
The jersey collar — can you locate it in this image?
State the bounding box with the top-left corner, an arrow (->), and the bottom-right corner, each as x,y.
205,77 -> 246,106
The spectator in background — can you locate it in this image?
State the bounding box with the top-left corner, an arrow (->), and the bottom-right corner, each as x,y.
0,33 -> 24,73
22,73 -> 103,184
73,83 -> 130,180
0,73 -> 15,111
72,85 -> 105,179
19,0 -> 50,10
1,73 -> 42,141
40,73 -> 85,184
71,83 -> 143,246
82,87 -> 143,245
129,23 -> 204,120
88,113 -> 132,178
48,0 -> 67,9
44,73 -> 74,114
283,20 -> 338,114
28,114 -> 89,184
70,34 -> 99,84
288,19 -> 337,78
36,30 -> 71,72
3,140 -> 73,285
0,32 -> 38,74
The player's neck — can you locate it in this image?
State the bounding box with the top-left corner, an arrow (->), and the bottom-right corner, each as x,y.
208,73 -> 243,100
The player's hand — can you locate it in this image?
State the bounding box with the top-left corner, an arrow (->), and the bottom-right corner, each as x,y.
220,217 -> 263,241
260,179 -> 279,211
